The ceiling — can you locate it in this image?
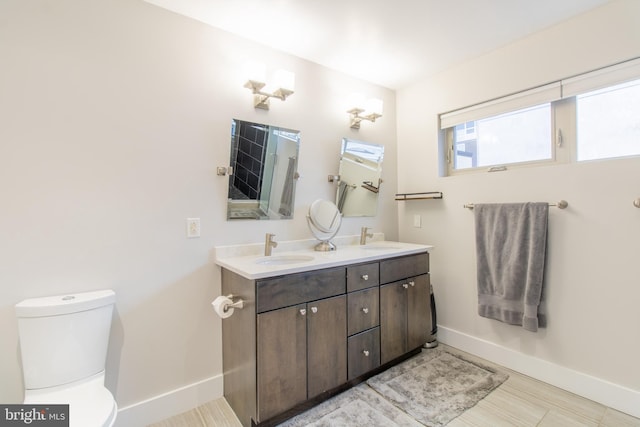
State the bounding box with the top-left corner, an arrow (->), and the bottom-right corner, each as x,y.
143,0 -> 613,89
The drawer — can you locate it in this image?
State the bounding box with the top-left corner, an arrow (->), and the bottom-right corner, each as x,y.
348,327 -> 380,380
379,252 -> 429,284
347,262 -> 379,292
347,287 -> 379,336
256,267 -> 346,313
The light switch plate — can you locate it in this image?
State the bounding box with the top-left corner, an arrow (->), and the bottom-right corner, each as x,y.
413,214 -> 421,228
186,218 -> 201,238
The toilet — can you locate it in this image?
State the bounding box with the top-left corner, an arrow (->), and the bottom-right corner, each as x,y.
15,289 -> 118,427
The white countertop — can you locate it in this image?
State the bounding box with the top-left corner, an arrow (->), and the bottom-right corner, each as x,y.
214,234 -> 433,279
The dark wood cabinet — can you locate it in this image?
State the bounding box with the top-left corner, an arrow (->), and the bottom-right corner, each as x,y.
256,304 -> 307,421
380,254 -> 431,365
380,280 -> 408,364
407,274 -> 431,351
255,268 -> 346,422
222,250 -> 430,427
346,262 -> 381,381
256,295 -> 347,420
307,295 -> 347,398
380,274 -> 431,364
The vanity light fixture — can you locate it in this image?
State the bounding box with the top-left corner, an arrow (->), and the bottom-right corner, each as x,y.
347,94 -> 383,129
243,61 -> 295,110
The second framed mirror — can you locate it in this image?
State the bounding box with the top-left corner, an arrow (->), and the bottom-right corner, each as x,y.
336,138 -> 384,217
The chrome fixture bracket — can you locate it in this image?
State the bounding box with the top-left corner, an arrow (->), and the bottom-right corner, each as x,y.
217,166 -> 233,176
348,107 -> 382,129
244,80 -> 294,110
224,294 -> 244,312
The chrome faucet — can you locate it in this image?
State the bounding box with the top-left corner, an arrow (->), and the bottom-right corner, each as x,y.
360,227 -> 373,245
265,233 -> 278,256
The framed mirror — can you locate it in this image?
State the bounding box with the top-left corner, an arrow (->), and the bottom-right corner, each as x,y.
336,138 -> 384,217
227,119 -> 300,220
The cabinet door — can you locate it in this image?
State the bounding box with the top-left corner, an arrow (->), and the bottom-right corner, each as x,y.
256,304 -> 307,421
307,295 -> 347,398
407,274 -> 431,351
380,281 -> 408,365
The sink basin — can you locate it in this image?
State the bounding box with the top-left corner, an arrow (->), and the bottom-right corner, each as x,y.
255,255 -> 315,265
362,244 -> 402,250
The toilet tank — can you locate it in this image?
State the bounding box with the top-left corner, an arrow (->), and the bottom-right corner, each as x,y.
16,290 -> 116,390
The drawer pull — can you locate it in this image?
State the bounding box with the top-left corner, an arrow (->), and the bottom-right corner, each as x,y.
362,307 -> 369,314
361,274 -> 369,280
300,309 -> 307,316
363,350 -> 370,357
402,283 -> 409,289
311,306 -> 318,314
409,281 -> 415,287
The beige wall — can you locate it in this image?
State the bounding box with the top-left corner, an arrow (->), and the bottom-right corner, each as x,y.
396,0 -> 640,416
0,0 -> 398,420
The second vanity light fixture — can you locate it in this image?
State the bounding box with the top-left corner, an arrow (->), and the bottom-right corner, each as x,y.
243,61 -> 295,110
347,93 -> 383,129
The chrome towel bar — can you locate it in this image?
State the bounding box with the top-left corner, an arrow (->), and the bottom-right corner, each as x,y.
464,200 -> 568,210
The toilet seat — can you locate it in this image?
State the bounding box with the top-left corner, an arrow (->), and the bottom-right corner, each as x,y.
24,372 -> 117,427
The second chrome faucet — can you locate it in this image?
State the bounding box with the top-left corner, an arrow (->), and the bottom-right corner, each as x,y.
265,233 -> 278,256
360,227 -> 373,245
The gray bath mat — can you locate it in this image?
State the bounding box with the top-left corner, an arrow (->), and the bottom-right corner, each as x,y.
367,347 -> 509,426
279,384 -> 422,427
278,347 -> 508,427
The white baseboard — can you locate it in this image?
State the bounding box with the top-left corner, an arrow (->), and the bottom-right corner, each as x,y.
438,326 -> 640,419
114,374 -> 223,427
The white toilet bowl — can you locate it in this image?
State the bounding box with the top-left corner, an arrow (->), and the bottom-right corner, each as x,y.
24,372 -> 117,427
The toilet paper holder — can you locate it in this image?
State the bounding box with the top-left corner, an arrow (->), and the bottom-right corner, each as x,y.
223,294 -> 244,312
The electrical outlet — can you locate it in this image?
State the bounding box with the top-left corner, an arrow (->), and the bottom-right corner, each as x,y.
186,218 -> 201,238
413,214 -> 421,228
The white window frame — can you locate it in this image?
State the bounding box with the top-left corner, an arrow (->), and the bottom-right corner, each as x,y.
440,57 -> 640,176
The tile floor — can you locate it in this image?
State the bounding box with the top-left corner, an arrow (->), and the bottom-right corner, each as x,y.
150,346 -> 640,427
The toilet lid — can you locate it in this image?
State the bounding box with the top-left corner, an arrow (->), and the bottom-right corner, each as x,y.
25,379 -> 116,427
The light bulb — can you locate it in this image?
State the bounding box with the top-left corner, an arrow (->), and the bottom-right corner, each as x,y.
274,69 -> 295,92
366,98 -> 383,115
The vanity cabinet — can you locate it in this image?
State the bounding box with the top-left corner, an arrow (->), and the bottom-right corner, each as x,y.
380,253 -> 431,364
257,294 -> 347,420
221,250 -> 430,427
255,267 -> 347,422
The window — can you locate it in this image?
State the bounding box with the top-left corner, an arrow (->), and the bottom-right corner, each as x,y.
440,58 -> 640,175
452,104 -> 552,170
576,78 -> 640,161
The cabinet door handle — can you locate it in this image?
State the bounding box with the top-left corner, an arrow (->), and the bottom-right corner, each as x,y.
361,274 -> 369,280
362,307 -> 369,314
402,283 -> 409,289
363,350 -> 370,357
311,306 -> 318,314
299,309 -> 307,316
409,281 -> 415,287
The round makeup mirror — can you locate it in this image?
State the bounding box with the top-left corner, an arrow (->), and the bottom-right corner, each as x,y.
307,199 -> 341,251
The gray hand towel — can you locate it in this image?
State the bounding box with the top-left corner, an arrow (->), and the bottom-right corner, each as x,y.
474,203 -> 548,332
